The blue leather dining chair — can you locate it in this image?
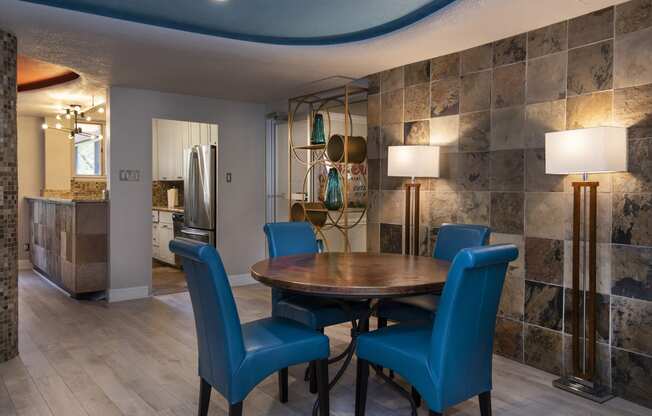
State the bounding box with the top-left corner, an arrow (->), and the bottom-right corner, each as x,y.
169,238 -> 330,416
376,224 -> 491,324
264,222 -> 368,396
355,244 -> 518,416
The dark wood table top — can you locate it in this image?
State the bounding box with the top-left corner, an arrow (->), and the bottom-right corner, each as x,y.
250,252 -> 450,299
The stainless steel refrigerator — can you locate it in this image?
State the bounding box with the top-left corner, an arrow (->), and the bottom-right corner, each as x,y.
182,144 -> 216,245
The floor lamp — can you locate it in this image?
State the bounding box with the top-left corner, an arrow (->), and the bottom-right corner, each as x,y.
387,146 -> 440,256
545,126 -> 628,402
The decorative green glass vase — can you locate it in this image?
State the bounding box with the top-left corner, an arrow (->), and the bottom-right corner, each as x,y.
311,113 -> 325,145
324,168 -> 343,210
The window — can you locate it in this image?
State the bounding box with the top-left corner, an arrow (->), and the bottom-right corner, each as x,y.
74,123 -> 103,176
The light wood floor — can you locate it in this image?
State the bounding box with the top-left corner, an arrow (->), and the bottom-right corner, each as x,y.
2,271 -> 651,416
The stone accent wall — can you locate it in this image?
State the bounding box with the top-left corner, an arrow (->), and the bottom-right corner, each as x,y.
0,29 -> 18,362
367,0 -> 652,408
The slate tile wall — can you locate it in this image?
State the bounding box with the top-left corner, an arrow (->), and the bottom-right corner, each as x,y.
366,0 -> 652,408
0,29 -> 18,362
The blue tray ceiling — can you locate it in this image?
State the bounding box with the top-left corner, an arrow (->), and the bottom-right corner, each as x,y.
21,0 -> 457,45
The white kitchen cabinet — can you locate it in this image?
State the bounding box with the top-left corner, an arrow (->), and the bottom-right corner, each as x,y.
208,124 -> 218,145
152,223 -> 160,259
152,120 -> 159,180
157,223 -> 175,264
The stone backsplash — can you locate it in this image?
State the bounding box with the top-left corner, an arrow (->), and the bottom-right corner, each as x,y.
43,178 -> 107,200
152,180 -> 184,207
366,0 -> 652,408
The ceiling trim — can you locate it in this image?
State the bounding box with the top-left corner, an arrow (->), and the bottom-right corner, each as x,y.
18,71 -> 80,92
19,0 -> 457,45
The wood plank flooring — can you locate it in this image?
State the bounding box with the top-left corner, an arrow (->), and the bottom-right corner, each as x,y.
2,270 -> 651,416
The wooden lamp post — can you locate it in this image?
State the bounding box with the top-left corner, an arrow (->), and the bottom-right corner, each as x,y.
387,146 -> 440,256
545,126 -> 628,402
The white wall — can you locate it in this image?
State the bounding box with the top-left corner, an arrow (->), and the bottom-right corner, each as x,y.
17,116 -> 44,265
107,87 -> 266,300
43,117 -> 72,190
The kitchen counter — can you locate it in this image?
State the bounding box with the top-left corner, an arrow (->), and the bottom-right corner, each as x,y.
26,196 -> 108,204
27,197 -> 108,298
153,206 -> 184,213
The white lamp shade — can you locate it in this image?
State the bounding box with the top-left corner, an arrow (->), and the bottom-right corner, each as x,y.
545,126 -> 628,174
387,145 -> 439,178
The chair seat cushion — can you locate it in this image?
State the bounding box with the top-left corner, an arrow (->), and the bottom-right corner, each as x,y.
231,317 -> 329,402
356,321 -> 439,404
273,294 -> 369,329
377,294 -> 439,322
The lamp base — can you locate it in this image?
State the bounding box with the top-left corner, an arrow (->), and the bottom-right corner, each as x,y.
553,376 -> 613,403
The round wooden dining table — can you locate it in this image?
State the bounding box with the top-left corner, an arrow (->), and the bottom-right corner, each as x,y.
250,252 -> 451,416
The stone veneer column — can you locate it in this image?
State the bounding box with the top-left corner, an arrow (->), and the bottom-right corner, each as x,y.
0,29 -> 18,361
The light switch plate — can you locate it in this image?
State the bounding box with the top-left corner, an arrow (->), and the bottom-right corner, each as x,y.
119,169 -> 141,182
226,172 -> 232,183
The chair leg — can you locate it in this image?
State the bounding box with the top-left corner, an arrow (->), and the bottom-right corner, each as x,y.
229,402 -> 243,416
198,378 -> 211,416
411,386 -> 421,408
278,368 -> 288,403
309,361 -> 318,394
316,359 -> 329,415
479,391 -> 491,416
355,358 -> 369,416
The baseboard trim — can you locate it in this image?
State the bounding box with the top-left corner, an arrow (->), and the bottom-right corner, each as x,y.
229,273 -> 257,287
18,260 -> 33,271
108,286 -> 150,302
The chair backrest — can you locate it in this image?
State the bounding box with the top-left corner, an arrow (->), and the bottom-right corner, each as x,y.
169,238 -> 245,398
433,224 -> 491,262
264,222 -> 319,304
428,244 -> 518,409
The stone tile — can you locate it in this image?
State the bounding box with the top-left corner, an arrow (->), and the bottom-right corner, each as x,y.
562,192 -> 612,244
490,192 -> 524,234
367,94 -> 380,127
525,192 -> 567,240
491,233 -> 526,273
403,120 -> 430,145
367,73 -> 380,95
613,138 -> 652,193
495,318 -> 524,361
404,59 -> 430,87
524,325 -> 563,375
367,126 -> 381,160
367,159 -> 380,190
460,43 -> 493,74
615,26 -> 652,89
524,100 -> 566,149
366,223 -> 379,253
494,34 -> 527,66
566,91 -> 613,129
430,53 -> 460,81
380,67 -> 403,92
614,83 -> 652,139
457,191 -> 490,225
567,40 -> 613,96
612,348 -> 652,409
616,0 -> 652,35
563,290 -> 610,343
563,241 -> 612,295
525,281 -> 564,330
458,152 -> 490,191
527,53 -> 567,104
381,123 -> 403,158
525,237 -> 564,285
491,106 -> 525,150
563,336 -> 611,387
612,193 -> 652,246
493,62 -> 525,109
459,111 -> 490,152
379,223 -> 402,254
379,190 -> 404,224
424,191 -> 460,227
612,295 -> 652,355
429,115 -> 459,152
528,21 -> 567,59
404,83 -> 430,122
489,149 -> 524,191
366,190 -> 380,223
381,89 -> 404,124
419,225 -> 433,257
525,148 -> 565,192
569,7 -> 614,48
612,244 -> 652,302
460,70 -> 492,113
499,267 -> 525,321
430,77 -> 459,117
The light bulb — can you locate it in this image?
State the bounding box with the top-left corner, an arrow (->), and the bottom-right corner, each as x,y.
98,134 -> 103,140
98,107 -> 105,114
41,123 -> 48,130
86,116 -> 92,121
74,106 -> 81,112
65,114 -> 71,120
55,123 -> 62,129
56,114 -> 61,120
